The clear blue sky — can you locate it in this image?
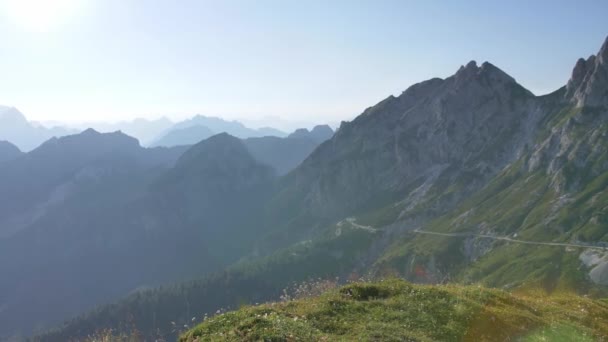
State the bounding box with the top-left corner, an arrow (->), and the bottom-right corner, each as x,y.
0,0 -> 606,124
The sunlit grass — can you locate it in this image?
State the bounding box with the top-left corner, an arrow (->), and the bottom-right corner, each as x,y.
180,279 -> 608,341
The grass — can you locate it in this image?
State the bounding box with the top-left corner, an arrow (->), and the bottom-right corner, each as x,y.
180,279 -> 608,341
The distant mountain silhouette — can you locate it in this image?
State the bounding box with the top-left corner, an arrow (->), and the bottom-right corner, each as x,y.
153,115 -> 287,145
287,124 -> 334,143
150,123 -> 332,175
0,131 -> 274,337
244,125 -> 334,175
151,124 -> 215,147
0,106 -> 74,151
78,117 -> 174,146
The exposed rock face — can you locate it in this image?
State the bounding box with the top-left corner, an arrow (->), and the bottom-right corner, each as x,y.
528,38 -> 608,192
565,37 -> 608,107
579,250 -> 608,285
265,37 -> 608,254
277,60 -> 540,220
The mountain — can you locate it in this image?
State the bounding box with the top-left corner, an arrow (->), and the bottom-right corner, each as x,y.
151,124 -> 215,147
28,36 -> 608,341
0,129 -> 189,337
0,130 -> 277,339
0,106 -> 74,151
0,141 -> 22,164
259,60 -> 538,250
79,117 -> 174,146
287,124 -> 334,143
152,125 -> 332,174
156,115 -> 287,143
0,128 -> 188,238
243,126 -> 333,175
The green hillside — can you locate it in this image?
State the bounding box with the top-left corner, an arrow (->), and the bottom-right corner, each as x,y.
180,279 -> 608,341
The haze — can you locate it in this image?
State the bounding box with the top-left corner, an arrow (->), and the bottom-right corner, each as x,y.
0,0 -> 606,125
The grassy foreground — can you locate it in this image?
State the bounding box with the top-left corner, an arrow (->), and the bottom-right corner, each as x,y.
180,279 -> 608,341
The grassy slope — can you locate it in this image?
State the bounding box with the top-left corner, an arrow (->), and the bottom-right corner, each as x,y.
374,148 -> 608,292
181,279 -> 608,341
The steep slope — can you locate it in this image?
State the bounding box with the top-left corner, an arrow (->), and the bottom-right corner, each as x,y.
263,60 -> 540,248
565,36 -> 608,107
0,106 -> 73,151
373,37 -> 608,291
182,279 -> 608,342
0,140 -> 22,163
151,124 -> 215,147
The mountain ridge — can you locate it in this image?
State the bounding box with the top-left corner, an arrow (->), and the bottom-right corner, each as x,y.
0,107 -> 74,151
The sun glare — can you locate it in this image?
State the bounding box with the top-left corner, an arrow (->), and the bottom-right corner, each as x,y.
2,0 -> 82,32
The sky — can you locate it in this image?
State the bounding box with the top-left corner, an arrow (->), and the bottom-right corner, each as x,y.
0,0 -> 607,125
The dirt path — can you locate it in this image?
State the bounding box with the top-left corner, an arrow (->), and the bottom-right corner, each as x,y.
412,228 -> 608,251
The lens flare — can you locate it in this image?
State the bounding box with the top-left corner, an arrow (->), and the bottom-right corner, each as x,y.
2,0 -> 82,32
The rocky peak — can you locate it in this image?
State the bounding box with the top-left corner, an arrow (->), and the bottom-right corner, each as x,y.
565,36 -> 608,107
453,60 -> 518,87
456,60 -> 479,77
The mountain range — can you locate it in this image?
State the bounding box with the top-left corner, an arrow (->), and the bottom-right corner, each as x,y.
0,106 -> 74,152
150,114 -> 288,147
4,36 -> 608,341
76,117 -> 174,146
0,125 -> 331,339
0,108 -> 294,152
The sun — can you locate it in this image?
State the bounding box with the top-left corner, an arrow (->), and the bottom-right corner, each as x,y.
2,0 -> 82,32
